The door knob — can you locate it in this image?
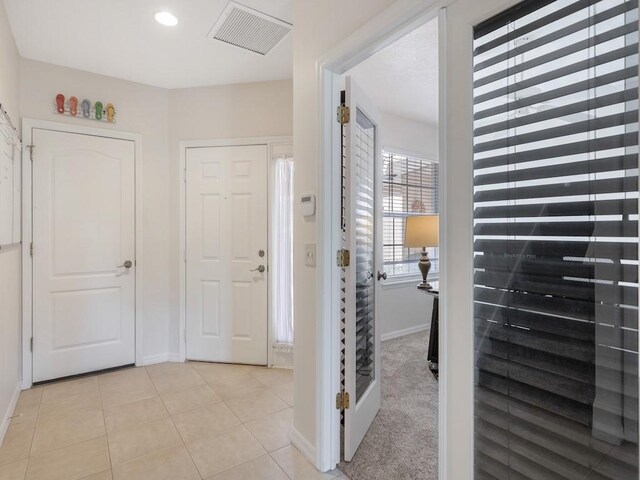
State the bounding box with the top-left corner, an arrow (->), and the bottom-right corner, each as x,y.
377,271 -> 387,281
117,260 -> 133,269
251,265 -> 266,273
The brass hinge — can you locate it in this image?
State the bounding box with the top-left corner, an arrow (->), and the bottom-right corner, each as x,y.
337,104 -> 350,125
30,337 -> 33,352
336,249 -> 350,267
336,391 -> 350,410
30,243 -> 33,257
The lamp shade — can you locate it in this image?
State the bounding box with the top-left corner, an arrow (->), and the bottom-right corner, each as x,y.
404,215 -> 439,248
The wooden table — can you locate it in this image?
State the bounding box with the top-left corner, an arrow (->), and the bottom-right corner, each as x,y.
419,282 -> 439,380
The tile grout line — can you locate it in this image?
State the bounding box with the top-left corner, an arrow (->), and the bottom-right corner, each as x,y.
97,373 -> 114,477
102,368 -> 180,475
5,366 -> 303,480
180,365 -> 273,478
21,388 -> 42,479
155,363 -> 291,479
146,363 -> 204,479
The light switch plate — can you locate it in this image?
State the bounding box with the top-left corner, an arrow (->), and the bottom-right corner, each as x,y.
304,243 -> 316,267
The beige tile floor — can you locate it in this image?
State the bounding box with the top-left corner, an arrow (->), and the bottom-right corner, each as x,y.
0,362 -> 345,480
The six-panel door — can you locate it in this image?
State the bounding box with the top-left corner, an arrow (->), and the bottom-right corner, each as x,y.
185,145 -> 268,365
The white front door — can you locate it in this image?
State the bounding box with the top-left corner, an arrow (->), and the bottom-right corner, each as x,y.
343,76 -> 383,460
185,145 -> 268,365
32,129 -> 136,383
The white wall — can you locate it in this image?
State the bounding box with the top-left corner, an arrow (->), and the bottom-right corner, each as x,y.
0,0 -> 22,443
167,81 -> 293,357
19,62 -> 295,365
20,59 -> 172,364
381,112 -> 437,160
379,284 -> 433,340
292,0 -> 400,458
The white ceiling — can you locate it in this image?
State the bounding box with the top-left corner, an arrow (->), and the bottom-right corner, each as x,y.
348,19 -> 438,126
3,0 -> 293,89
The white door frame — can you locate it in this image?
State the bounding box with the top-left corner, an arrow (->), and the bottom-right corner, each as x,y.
315,0 -> 543,477
315,2 -> 443,472
21,118 -> 144,389
178,136 -> 293,366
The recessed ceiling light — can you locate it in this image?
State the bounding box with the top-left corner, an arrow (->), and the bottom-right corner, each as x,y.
155,11 -> 178,27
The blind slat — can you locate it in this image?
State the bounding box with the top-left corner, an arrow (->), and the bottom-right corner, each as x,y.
474,176 -> 638,202
474,110 -> 638,153
475,88 -> 639,138
474,132 -> 638,169
474,153 -> 638,186
474,21 -> 637,89
474,66 -> 638,121
474,44 -> 638,106
474,198 -> 638,219
474,0 -> 638,73
474,254 -> 639,284
474,220 -> 638,237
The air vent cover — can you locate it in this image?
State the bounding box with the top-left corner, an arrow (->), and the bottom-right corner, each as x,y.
208,2 -> 292,55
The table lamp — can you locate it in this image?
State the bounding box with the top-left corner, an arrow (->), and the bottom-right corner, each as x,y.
404,215 -> 439,290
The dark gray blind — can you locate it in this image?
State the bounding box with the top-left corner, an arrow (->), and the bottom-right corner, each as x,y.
473,0 -> 639,478
354,108 -> 376,401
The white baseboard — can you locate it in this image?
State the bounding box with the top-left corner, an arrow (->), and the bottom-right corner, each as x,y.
139,353 -> 185,366
290,426 -> 317,467
167,353 -> 183,363
381,324 -> 429,342
0,383 -> 21,447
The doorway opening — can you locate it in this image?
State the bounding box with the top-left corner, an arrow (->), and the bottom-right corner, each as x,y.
333,16 -> 440,480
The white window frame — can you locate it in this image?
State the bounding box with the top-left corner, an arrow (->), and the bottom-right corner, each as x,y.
381,149 -> 439,284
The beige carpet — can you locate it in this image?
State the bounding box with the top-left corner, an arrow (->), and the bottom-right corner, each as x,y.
339,330 -> 438,480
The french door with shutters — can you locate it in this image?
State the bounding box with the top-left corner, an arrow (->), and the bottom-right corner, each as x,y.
445,0 -> 640,477
32,129 -> 136,383
342,76 -> 383,461
185,145 -> 268,365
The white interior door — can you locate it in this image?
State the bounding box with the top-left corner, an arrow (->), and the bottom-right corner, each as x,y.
32,129 -> 136,383
185,145 -> 268,365
343,76 -> 383,460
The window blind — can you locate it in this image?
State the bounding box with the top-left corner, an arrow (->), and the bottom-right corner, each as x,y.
382,152 -> 439,277
473,1 -> 639,479
354,108 -> 376,401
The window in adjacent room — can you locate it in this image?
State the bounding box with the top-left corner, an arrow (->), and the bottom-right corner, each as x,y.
382,151 -> 439,278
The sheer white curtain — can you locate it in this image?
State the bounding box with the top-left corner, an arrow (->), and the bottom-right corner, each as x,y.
273,157 -> 294,350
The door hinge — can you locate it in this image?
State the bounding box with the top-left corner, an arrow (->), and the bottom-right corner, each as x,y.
337,104 -> 350,125
30,337 -> 33,352
27,144 -> 34,161
183,168 -> 186,183
336,391 -> 350,410
336,249 -> 350,268
30,243 -> 33,257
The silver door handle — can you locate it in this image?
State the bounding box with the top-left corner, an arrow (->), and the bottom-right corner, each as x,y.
251,265 -> 266,273
377,271 -> 387,281
117,260 -> 133,269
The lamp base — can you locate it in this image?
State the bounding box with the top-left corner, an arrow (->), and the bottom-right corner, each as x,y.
417,249 -> 432,290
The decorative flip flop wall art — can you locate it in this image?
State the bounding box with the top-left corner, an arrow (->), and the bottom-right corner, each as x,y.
54,94 -> 116,123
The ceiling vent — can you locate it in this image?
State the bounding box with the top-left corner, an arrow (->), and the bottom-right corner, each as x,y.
208,2 -> 292,55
